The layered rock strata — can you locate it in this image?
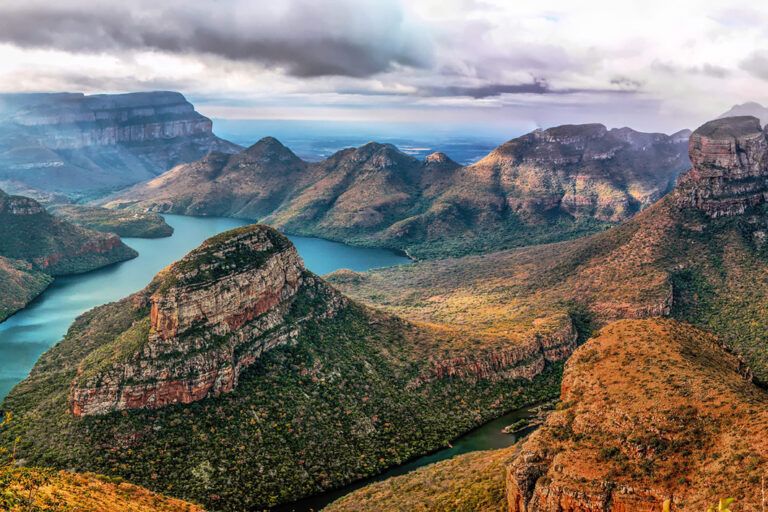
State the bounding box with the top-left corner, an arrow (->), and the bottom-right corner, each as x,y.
69,225 -> 347,416
676,116 -> 768,217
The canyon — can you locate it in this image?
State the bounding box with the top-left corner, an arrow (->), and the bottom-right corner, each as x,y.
104,123 -> 690,259
1,222 -> 570,510
0,91 -> 241,199
324,116 -> 768,510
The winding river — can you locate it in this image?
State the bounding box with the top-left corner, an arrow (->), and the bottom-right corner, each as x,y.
0,214 -> 411,400
0,214 -> 537,511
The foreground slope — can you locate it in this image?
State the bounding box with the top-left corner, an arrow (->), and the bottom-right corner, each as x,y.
507,318 -> 767,511
1,466 -> 203,511
330,116 -> 768,380
105,124 -> 690,258
0,91 -> 241,200
1,224 -> 570,510
0,190 -> 137,321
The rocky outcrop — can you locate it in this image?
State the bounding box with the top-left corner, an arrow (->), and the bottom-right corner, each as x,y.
69,224 -> 347,416
505,318 -> 768,512
0,91 -> 241,199
411,315 -> 577,388
675,116 -> 768,217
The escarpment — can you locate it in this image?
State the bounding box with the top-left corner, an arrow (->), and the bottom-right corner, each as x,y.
505,318 -> 768,512
5,223 -> 568,510
676,116 -> 768,217
69,225 -> 347,416
0,91 -> 241,199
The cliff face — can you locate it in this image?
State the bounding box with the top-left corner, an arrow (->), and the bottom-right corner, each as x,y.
106,123 -> 689,259
505,318 -> 768,512
0,91 -> 241,199
675,116 -> 768,217
69,225 -> 346,416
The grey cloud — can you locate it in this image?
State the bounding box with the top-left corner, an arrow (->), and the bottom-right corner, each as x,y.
652,60 -> 731,78
0,0 -> 432,78
421,81 -> 550,98
741,50 -> 768,80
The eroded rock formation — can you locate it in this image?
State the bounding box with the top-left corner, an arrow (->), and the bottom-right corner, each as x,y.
0,91 -> 241,198
676,116 -> 768,217
69,225 -> 347,416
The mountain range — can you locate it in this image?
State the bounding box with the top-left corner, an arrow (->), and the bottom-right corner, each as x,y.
103,124 -> 691,259
0,91 -> 241,200
325,115 -> 768,509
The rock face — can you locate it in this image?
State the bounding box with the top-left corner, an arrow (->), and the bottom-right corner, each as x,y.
413,315 -> 577,387
69,225 -> 347,416
0,189 -> 137,321
0,91 -> 241,199
675,116 -> 768,217
106,123 -> 689,259
505,318 -> 768,512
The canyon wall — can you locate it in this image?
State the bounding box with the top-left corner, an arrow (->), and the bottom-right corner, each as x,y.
0,91 -> 241,198
675,116 -> 768,217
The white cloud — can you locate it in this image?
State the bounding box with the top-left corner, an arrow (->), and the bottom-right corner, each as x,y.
1,0 -> 768,132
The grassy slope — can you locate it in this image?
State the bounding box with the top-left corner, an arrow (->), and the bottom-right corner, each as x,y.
323,447 -> 513,512
1,466 -> 203,512
509,318 -> 768,510
48,204 -> 173,238
329,194 -> 768,380
327,318 -> 768,512
0,282 -> 561,511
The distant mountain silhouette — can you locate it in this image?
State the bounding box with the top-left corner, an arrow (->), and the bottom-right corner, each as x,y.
718,101 -> 768,125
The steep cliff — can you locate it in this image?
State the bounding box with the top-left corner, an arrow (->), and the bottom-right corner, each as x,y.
105,123 -> 689,259
0,192 -> 137,276
69,225 -> 346,416
506,318 -> 768,512
0,91 -> 241,199
1,224 -> 569,510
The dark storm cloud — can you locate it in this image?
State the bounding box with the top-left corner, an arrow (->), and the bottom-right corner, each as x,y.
420,79 -> 639,99
0,0 -> 432,78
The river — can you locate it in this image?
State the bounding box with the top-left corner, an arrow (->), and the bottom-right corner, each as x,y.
0,214 -> 411,400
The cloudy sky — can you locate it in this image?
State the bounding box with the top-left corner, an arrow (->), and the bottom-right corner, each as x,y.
1,0 -> 767,133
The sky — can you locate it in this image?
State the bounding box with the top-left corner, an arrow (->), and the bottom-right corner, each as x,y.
1,0 -> 768,134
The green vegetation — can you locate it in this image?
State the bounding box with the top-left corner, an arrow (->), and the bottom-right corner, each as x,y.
47,204 -> 173,238
0,279 -> 562,511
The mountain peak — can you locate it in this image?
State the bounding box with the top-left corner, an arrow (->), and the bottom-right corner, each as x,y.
424,151 -> 453,164
718,102 -> 768,124
69,224 -> 346,416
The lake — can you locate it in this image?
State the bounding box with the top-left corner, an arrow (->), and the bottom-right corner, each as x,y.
0,214 -> 411,400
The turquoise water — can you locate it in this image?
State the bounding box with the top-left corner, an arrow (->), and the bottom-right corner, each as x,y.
0,214 -> 410,400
